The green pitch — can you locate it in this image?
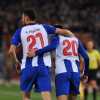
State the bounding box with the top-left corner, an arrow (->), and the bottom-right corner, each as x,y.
0,84 -> 99,100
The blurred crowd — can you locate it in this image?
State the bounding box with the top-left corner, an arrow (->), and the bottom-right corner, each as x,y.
0,0 -> 100,34
0,0 -> 100,99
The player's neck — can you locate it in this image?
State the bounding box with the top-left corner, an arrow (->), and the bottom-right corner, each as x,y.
88,49 -> 93,52
26,20 -> 36,25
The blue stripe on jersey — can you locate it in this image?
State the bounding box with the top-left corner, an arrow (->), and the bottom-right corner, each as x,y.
26,56 -> 49,67
64,60 -> 73,72
25,57 -> 32,67
11,28 -> 21,46
25,56 -> 45,67
43,24 -> 56,35
75,60 -> 80,72
64,60 -> 80,73
38,55 -> 45,66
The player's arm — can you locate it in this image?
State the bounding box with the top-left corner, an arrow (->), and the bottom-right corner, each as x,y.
96,51 -> 100,68
55,28 -> 74,35
27,35 -> 59,57
79,55 -> 85,74
9,29 -> 21,59
43,24 -> 74,36
78,40 -> 89,76
9,29 -> 21,73
9,45 -> 19,63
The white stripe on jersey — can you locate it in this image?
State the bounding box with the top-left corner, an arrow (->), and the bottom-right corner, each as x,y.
21,57 -> 26,70
55,35 -> 80,74
20,24 -> 51,70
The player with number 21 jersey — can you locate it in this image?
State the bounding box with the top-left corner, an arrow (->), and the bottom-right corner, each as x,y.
11,23 -> 59,94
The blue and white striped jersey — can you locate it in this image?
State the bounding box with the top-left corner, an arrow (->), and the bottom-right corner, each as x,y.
11,23 -> 56,70
55,35 -> 89,75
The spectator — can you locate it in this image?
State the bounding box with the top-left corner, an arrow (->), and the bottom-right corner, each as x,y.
84,40 -> 100,100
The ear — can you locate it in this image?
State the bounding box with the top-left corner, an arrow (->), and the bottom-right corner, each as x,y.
26,16 -> 30,22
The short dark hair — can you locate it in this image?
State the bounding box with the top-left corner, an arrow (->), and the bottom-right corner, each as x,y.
22,9 -> 36,20
54,24 -> 69,29
54,24 -> 66,29
53,24 -> 64,28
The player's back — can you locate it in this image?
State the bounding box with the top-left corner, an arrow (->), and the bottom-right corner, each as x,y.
21,24 -> 49,57
20,24 -> 52,69
55,35 -> 80,74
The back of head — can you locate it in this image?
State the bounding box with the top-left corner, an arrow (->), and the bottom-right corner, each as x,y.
53,24 -> 65,29
22,9 -> 36,21
54,24 -> 75,38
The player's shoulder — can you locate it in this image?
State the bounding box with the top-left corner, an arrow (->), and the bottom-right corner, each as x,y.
20,23 -> 42,32
41,23 -> 55,29
41,23 -> 53,27
93,49 -> 100,54
14,28 -> 22,35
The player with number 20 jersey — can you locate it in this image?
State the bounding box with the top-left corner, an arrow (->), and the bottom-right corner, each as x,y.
55,35 -> 89,97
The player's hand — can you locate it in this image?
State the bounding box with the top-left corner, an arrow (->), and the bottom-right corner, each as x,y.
27,48 -> 37,58
81,75 -> 88,83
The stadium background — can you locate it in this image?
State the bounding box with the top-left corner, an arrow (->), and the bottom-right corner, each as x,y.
0,0 -> 100,100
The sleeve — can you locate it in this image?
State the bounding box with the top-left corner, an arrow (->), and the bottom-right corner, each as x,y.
96,50 -> 100,61
11,28 -> 21,46
43,24 -> 56,35
78,40 -> 89,75
35,35 -> 59,56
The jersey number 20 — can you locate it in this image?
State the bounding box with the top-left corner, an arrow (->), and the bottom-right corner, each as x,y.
63,40 -> 78,56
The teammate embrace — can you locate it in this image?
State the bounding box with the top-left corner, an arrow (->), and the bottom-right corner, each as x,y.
9,9 -> 89,100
